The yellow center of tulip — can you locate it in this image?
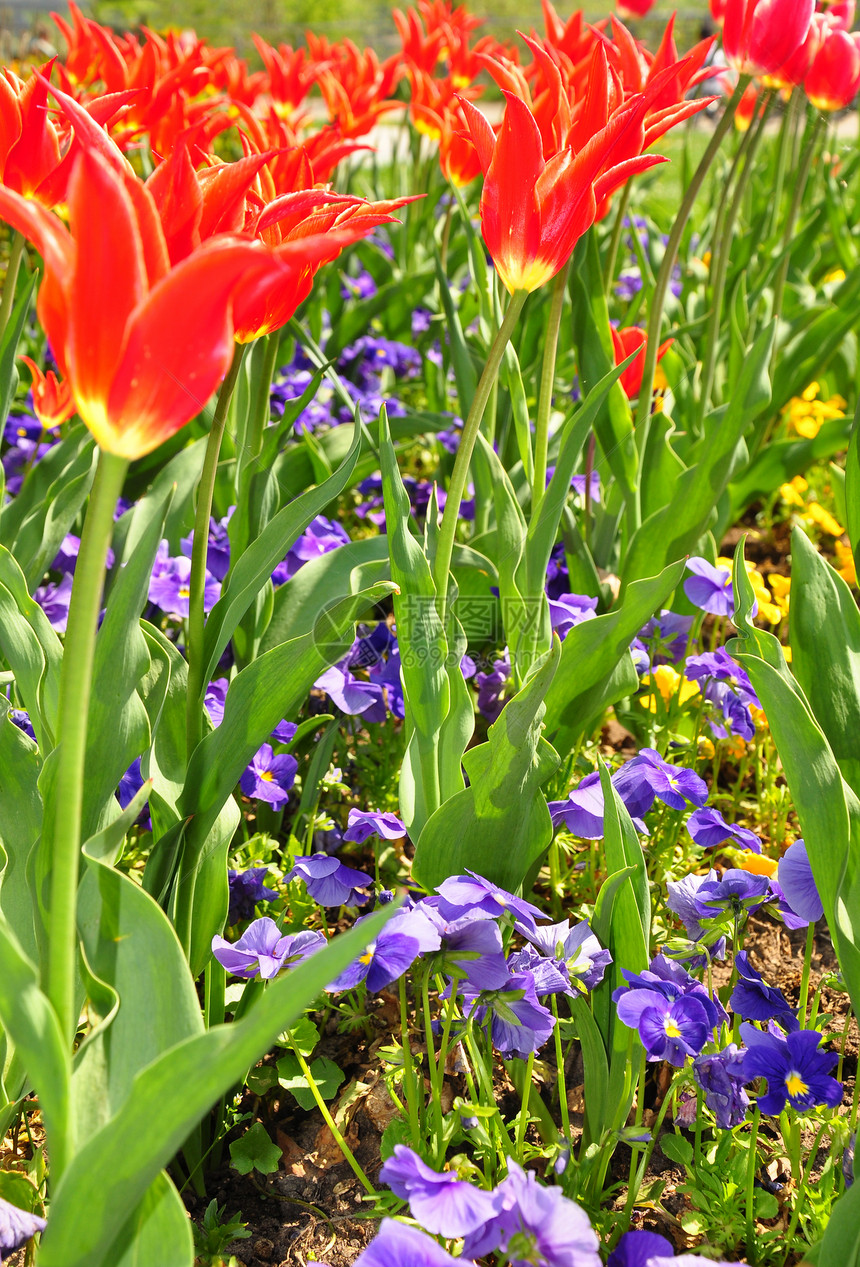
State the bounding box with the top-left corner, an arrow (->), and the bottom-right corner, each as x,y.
785,1072 -> 808,1098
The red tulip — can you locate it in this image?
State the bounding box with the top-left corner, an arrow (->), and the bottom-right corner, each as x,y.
616,0 -> 657,18
734,81 -> 763,130
804,25 -> 860,108
0,149 -> 282,458
459,50 -> 672,294
610,326 -> 672,399
826,0 -> 856,31
230,192 -> 416,342
765,12 -> 826,87
18,356 -> 77,429
722,0 -> 815,75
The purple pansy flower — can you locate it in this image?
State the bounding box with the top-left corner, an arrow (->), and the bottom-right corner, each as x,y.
775,840 -> 823,925
692,1044 -> 751,1129
271,718 -> 298,744
548,770 -> 649,838
686,806 -> 762,853
666,870 -> 727,951
181,510 -> 232,581
548,593 -> 598,641
434,872 -> 543,932
475,653 -> 511,723
0,1195 -> 46,1260
239,744 -> 297,807
314,662 -> 386,718
693,869 -> 770,919
211,918 -> 325,980
608,1230 -> 675,1267
506,944 -> 571,997
327,908 -> 436,993
379,1146 -> 500,1236
51,532 -> 114,576
520,918 -> 612,993
461,973 -> 555,1058
461,1160 -> 601,1267
9,708 -> 36,742
613,748 -> 708,816
741,1023 -> 843,1115
730,951 -> 797,1026
149,544 -> 221,618
116,756 -> 152,831
353,1219 -> 466,1267
205,678 -> 229,728
34,573 -> 73,632
615,988 -> 710,1065
286,854 -> 371,906
409,899 -> 511,990
272,515 -> 351,585
619,955 -> 727,1029
636,610 -> 693,668
343,808 -> 406,844
227,867 -> 278,924
683,557 -> 736,617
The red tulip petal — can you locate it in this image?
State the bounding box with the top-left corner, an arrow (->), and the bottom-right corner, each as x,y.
65,150 -> 148,425
104,240 -> 270,458
458,96 -> 496,174
145,141 -> 204,264
482,91 -> 545,292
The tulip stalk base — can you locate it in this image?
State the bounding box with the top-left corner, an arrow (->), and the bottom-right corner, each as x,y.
432,289 -> 528,610
47,448 -> 130,1053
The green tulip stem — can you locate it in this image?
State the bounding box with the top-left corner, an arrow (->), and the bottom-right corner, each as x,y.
48,448 -> 129,1054
635,77 -> 750,489
432,287 -> 528,612
533,262 -> 571,517
0,230 -> 25,339
695,89 -> 774,432
185,343 -> 246,760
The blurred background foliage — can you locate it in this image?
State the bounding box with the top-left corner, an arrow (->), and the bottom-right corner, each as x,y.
17,0 -> 705,64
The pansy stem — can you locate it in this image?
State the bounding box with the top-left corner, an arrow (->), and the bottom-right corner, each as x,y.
48,449 -> 129,1058
514,1052 -> 535,1159
745,1102 -> 760,1261
288,1039 -> 376,1196
532,262 -> 570,516
551,995 -> 571,1140
797,921 -> 816,1027
432,288 -> 528,613
422,970 -> 445,1145
185,343 -> 246,760
398,976 -> 423,1147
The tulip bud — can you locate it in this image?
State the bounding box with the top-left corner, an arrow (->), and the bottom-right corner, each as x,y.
804,25 -> 860,109
722,0 -> 815,76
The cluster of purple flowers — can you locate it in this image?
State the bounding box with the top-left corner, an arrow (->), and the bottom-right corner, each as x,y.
212,868 -> 611,1060
269,334 -> 421,435
314,621 -> 404,722
613,948 -> 842,1123
549,747 -> 708,840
